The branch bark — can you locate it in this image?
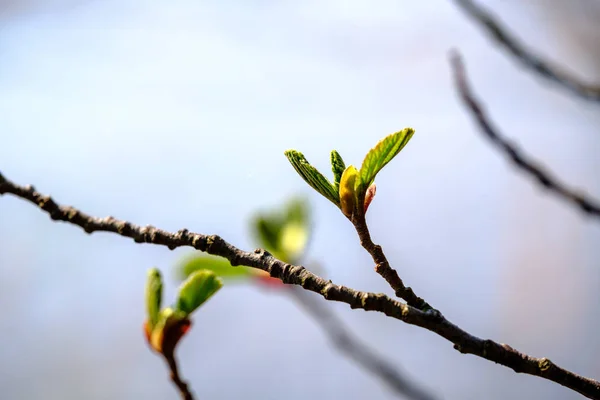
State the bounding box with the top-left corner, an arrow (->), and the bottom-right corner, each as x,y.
450,51 -> 600,219
165,353 -> 194,400
352,213 -> 432,311
453,0 -> 600,102
2,171 -> 599,398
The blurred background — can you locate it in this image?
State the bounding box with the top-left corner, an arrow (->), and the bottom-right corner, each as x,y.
1,0 -> 600,399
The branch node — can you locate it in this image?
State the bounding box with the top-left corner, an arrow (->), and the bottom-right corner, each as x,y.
539,358 -> 553,373
191,235 -> 204,251
175,228 -> 190,247
453,344 -> 466,354
321,281 -> 334,299
401,304 -> 410,319
205,234 -> 218,251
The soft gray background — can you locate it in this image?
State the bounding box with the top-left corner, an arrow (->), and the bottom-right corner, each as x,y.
1,1 -> 599,399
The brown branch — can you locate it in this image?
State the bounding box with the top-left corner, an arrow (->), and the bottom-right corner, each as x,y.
1,172 -> 600,398
450,51 -> 600,219
352,213 -> 432,311
287,287 -> 437,400
164,353 -> 194,400
453,0 -> 600,102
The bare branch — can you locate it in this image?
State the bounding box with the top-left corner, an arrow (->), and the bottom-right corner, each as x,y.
352,213 -> 431,311
2,172 -> 599,397
450,51 -> 600,219
288,287 -> 437,400
164,353 -> 194,400
453,0 -> 600,102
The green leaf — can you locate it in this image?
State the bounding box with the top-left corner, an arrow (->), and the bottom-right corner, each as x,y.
254,215 -> 283,252
284,150 -> 340,207
280,198 -> 310,262
252,197 -> 311,263
360,128 -> 415,187
145,268 -> 163,330
284,197 -> 310,226
330,150 -> 346,193
279,221 -> 309,263
178,255 -> 253,281
175,270 -> 223,316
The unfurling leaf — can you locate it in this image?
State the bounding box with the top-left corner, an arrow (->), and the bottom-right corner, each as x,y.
178,254 -> 253,281
284,150 -> 339,206
330,150 -> 346,193
360,128 -> 414,187
175,270 -> 223,316
339,165 -> 360,218
145,268 -> 163,330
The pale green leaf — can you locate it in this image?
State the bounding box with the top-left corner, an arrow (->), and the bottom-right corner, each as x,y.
284,197 -> 310,226
178,255 -> 253,281
254,215 -> 283,253
280,198 -> 310,261
145,268 -> 163,330
252,197 -> 311,263
360,128 -> 415,187
279,221 -> 309,262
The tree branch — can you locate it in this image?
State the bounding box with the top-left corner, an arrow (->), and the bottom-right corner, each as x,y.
450,51 -> 600,219
1,171 -> 600,398
453,0 -> 600,102
165,353 -> 194,400
352,213 -> 432,311
287,287 -> 437,400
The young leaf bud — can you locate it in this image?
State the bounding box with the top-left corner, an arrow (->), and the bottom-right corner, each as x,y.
339,166 -> 360,218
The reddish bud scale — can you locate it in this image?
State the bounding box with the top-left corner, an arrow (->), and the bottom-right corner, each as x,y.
143,318 -> 192,356
254,274 -> 286,289
364,183 -> 377,213
143,321 -> 152,347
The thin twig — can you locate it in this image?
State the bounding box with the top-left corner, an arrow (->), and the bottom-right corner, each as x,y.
453,0 -> 600,102
287,287 -> 437,400
352,213 -> 432,311
164,353 -> 194,400
1,172 -> 600,398
450,51 -> 600,219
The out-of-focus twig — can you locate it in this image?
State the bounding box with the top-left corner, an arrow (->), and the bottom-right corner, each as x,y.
2,172 -> 600,398
165,353 -> 194,400
450,51 -> 600,219
287,286 -> 437,400
453,0 -> 600,102
156,318 -> 195,399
